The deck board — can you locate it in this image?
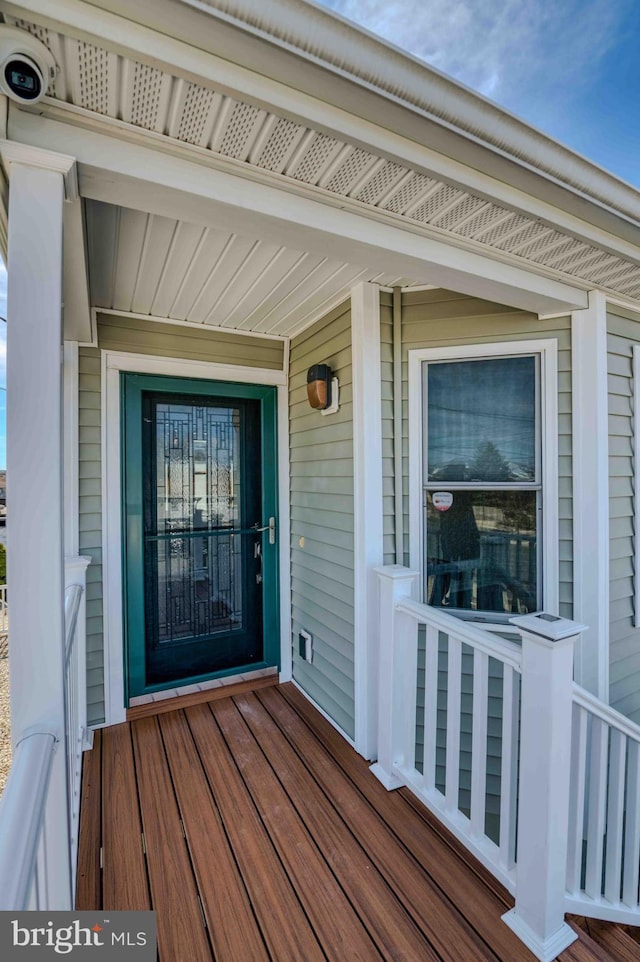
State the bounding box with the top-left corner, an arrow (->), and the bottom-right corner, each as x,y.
75,728 -> 102,911
101,723 -> 150,911
78,681 -> 621,962
157,709 -> 270,962
132,716 -> 213,962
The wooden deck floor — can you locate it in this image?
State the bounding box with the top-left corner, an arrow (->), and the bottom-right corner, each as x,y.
77,682 -> 616,962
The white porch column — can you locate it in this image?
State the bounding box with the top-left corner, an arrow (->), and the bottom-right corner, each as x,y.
4,144 -> 77,907
503,613 -> 586,962
571,290 -> 609,698
351,281 -> 384,759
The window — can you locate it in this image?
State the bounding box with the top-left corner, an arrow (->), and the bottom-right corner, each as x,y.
421,352 -> 543,619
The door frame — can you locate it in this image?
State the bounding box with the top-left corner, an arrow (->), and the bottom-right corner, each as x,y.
122,374 -> 279,699
102,350 -> 290,725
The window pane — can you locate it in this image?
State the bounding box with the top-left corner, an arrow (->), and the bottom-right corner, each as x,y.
425,357 -> 536,482
426,490 -> 537,614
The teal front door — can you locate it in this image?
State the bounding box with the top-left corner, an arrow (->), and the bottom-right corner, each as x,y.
122,374 -> 279,699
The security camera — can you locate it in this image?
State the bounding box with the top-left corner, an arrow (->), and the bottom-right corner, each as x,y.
0,26 -> 56,105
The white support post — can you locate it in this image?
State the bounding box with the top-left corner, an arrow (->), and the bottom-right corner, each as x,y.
351,281 -> 384,760
4,146 -> 76,908
571,290 -> 609,699
370,565 -> 419,790
502,613 -> 587,962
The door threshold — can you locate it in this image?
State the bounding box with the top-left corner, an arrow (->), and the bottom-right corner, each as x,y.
126,667 -> 279,721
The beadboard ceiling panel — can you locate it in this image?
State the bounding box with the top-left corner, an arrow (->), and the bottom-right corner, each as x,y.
10,16 -> 640,303
85,200 -> 414,335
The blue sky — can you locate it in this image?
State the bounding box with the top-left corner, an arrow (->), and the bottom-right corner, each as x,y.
317,0 -> 640,188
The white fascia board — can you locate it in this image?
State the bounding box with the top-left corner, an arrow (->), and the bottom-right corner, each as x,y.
9,112 -> 588,315
7,0 -> 640,249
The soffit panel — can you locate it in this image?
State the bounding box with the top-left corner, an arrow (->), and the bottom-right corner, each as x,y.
85,199 -> 416,336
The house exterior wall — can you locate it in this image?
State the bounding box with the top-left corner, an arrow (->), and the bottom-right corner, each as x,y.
79,315 -> 285,725
380,288 -> 573,617
607,308 -> 640,725
288,301 -> 355,739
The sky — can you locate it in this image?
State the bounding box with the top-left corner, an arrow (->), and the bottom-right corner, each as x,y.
317,0 -> 640,188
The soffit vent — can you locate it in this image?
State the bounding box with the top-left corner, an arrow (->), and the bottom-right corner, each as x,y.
324,146 -> 375,195
383,172 -> 436,214
411,183 -> 463,224
290,132 -> 340,183
218,100 -> 264,160
129,62 -> 167,131
178,83 -> 217,145
429,193 -> 487,232
256,117 -> 304,171
355,160 -> 405,206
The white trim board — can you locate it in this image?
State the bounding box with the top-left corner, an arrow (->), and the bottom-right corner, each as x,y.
408,339 -> 559,616
572,292 -> 609,698
101,349 -> 290,725
351,281 -> 384,759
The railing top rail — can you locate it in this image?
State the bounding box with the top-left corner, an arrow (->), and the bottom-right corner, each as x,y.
572,682 -> 640,744
0,731 -> 56,910
395,598 -> 523,670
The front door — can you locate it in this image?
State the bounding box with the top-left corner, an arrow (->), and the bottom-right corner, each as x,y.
122,374 -> 279,699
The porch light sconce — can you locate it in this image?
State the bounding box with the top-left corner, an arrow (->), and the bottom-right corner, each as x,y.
307,363 -> 340,416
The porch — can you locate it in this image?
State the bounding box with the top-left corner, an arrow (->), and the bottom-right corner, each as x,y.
77,680 -> 614,962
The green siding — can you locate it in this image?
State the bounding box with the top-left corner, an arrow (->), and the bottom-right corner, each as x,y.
80,317 -> 285,725
97,313 -> 284,369
289,302 -> 355,738
79,347 -> 104,725
607,310 -> 640,725
380,288 -> 573,616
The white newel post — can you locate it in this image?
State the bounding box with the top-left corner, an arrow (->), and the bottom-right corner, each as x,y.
502,613 -> 587,962
370,565 -> 419,789
4,145 -> 78,908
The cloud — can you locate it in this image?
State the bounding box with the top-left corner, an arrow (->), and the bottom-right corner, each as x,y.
319,0 -> 630,111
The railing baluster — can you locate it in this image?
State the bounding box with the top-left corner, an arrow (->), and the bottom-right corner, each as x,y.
422,624 -> 439,793
585,717 -> 609,899
623,740 -> 640,908
470,649 -> 489,837
604,729 -> 626,904
499,665 -> 519,872
566,703 -> 588,894
445,635 -> 462,813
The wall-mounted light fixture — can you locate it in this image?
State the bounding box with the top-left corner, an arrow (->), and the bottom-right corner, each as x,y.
307,363 -> 339,415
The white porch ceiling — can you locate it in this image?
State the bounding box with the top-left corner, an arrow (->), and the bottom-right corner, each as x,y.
6,11 -> 640,305
86,200 -> 416,336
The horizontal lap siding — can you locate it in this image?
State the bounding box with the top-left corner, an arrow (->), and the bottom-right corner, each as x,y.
607,310 -> 640,725
79,347 -> 104,725
289,302 -> 355,738
80,319 -> 285,725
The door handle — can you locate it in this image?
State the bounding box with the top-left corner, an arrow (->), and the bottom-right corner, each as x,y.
252,516 -> 276,545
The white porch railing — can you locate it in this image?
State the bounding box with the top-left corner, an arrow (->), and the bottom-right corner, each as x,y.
565,683 -> 640,924
373,565 -> 640,962
0,556 -> 91,909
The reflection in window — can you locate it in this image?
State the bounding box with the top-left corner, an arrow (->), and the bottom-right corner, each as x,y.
423,355 -> 540,616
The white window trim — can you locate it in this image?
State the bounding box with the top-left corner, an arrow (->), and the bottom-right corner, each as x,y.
408,339 -> 559,615
101,350 -> 290,726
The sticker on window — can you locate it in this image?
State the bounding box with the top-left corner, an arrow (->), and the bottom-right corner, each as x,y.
432,492 -> 454,512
